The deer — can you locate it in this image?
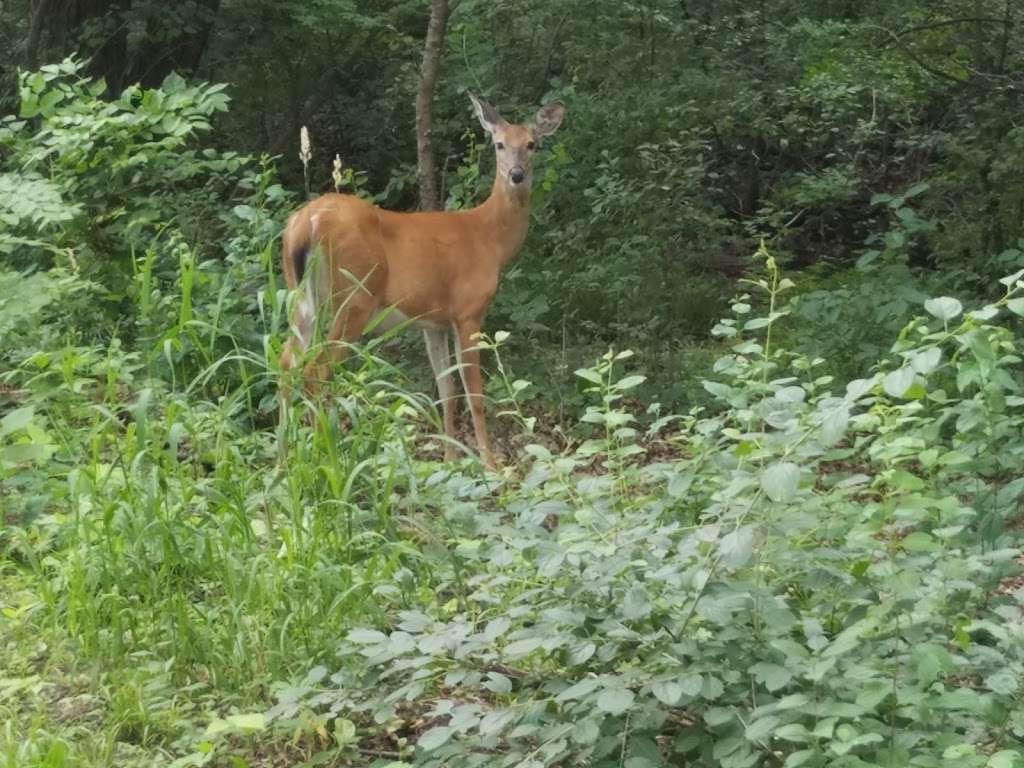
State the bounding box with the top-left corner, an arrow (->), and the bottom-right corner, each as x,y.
278,93 -> 566,470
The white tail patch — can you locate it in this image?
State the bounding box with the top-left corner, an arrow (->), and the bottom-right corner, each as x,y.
290,213 -> 326,351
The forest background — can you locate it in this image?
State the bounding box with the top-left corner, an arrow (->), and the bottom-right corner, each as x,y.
2,1 -> 1024,767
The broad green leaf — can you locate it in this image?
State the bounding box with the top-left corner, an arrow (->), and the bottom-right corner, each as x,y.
999,268 -> 1024,287
943,744 -> 977,760
719,525 -> 756,567
784,749 -> 818,766
478,709 -> 516,737
0,406 -> 34,436
566,640 -> 596,665
574,368 -> 603,384
924,296 -> 962,321
483,672 -> 512,694
347,628 -> 387,644
679,673 -> 703,698
761,462 -> 801,503
883,366 -> 915,398
901,531 -> 936,552
1006,298 -> 1024,316
1,443 -> 49,464
571,719 -> 600,745
226,713 -> 265,732
910,347 -> 942,374
417,726 -> 453,751
775,724 -> 813,743
504,637 -> 544,658
749,662 -> 792,692
204,718 -> 231,737
969,306 -> 999,321
616,375 -> 646,390
987,751 -> 1022,768
985,670 -> 1018,696
819,403 -> 849,446
596,688 -> 635,715
555,677 -> 601,703
652,680 -> 684,706
744,715 -> 779,743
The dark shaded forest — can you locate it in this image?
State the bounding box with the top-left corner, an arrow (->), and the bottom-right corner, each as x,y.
2,2 -> 1024,767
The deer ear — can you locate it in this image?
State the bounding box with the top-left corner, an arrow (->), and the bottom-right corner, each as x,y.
468,92 -> 506,135
532,101 -> 565,137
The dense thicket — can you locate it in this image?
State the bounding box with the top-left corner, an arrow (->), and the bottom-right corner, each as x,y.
3,0 -> 1022,361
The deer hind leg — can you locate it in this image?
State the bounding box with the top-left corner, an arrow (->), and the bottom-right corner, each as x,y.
454,321 -> 497,470
322,289 -> 379,368
424,327 -> 459,461
279,280 -> 321,430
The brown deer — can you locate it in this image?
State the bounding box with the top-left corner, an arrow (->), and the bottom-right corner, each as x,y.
279,94 -> 565,469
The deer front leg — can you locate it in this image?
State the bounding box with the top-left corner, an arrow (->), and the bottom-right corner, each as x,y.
424,327 -> 459,461
454,320 -> 497,470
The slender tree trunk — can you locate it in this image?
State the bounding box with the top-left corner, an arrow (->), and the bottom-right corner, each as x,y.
26,0 -> 55,69
415,0 -> 450,211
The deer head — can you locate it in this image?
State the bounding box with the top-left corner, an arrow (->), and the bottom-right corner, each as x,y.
469,93 -> 565,190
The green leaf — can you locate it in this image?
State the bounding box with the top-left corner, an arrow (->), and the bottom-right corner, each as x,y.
616,375 -> 646,390
0,406 -> 34,437
749,662 -> 792,692
417,726 -> 454,751
987,751 -> 1022,768
784,749 -> 818,766
999,268 -> 1024,287
1006,298 -> 1024,316
347,628 -> 387,644
775,724 -> 813,743
883,366 -> 916,398
679,673 -> 703,698
910,347 -> 942,374
985,670 -> 1019,696
652,680 -> 684,706
969,306 -> 999,321
204,718 -> 231,737
571,718 -> 600,745
504,637 -> 544,658
719,525 -> 756,567
744,715 -> 779,743
596,688 -> 635,715
555,677 -> 601,703
924,296 -> 962,321
225,713 -> 265,732
761,462 -> 801,503
478,709 -> 516,737
819,403 -> 849,446
574,368 -> 603,385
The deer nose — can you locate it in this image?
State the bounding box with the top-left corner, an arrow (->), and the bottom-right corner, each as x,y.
509,167 -> 525,185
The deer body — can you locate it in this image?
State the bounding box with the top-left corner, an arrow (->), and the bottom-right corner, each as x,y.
279,95 -> 565,469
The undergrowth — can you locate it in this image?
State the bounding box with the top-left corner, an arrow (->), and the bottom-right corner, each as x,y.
2,252 -> 1024,767
2,60 -> 1024,768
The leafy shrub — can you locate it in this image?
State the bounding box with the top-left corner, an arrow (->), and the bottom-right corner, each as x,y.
247,255 -> 1024,767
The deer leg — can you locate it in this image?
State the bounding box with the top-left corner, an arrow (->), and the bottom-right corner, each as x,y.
424,327 -> 459,461
454,321 -> 497,470
322,291 -> 378,368
278,282 -> 322,434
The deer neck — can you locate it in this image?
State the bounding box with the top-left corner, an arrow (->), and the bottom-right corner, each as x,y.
478,175 -> 532,268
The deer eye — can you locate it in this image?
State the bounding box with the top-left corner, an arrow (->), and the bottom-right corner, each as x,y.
495,142 -> 505,150
527,141 -> 536,150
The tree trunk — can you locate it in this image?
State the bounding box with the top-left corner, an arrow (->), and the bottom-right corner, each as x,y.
415,0 -> 450,212
26,0 -> 55,69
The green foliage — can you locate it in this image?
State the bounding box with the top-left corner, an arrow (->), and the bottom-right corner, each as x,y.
2,1 -> 1024,762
